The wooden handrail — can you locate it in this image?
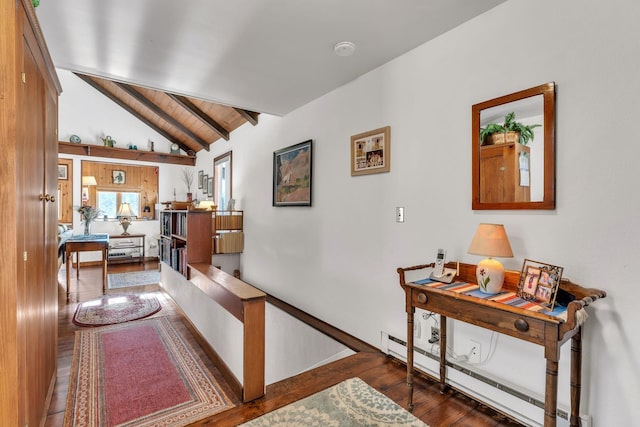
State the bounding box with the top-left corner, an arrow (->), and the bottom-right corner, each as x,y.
188,263 -> 266,402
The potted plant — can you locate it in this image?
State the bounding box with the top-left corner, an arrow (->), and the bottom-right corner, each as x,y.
480,112 -> 541,146
182,168 -> 194,202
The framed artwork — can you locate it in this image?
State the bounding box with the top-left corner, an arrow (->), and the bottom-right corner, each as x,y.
273,139 -> 312,206
198,170 -> 204,189
350,126 -> 390,176
58,164 -> 68,180
112,170 -> 125,184
517,259 -> 564,310
208,177 -> 213,197
202,174 -> 209,195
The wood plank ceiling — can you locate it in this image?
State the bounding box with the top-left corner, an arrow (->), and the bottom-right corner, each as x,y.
74,72 -> 260,155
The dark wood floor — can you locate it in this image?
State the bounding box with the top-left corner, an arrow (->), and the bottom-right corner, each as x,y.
46,261 -> 523,427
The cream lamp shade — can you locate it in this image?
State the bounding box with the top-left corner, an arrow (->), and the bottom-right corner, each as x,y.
117,202 -> 134,235
468,223 -> 513,294
81,176 -> 98,186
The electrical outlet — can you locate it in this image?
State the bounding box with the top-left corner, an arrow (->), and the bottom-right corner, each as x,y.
429,326 -> 439,343
396,207 -> 404,223
469,339 -> 481,363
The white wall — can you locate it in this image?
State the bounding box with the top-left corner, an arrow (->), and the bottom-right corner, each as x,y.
193,1 -> 640,425
57,0 -> 640,424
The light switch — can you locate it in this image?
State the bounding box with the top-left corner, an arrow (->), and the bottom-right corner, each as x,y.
396,207 -> 404,223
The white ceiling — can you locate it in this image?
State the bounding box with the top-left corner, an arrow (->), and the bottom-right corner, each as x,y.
36,0 -> 506,116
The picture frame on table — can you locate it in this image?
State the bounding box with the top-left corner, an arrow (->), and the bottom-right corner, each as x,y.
517,259 -> 564,310
273,139 -> 312,206
350,126 -> 390,176
58,164 -> 68,180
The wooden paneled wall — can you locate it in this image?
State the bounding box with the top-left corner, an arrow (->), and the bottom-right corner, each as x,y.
81,160 -> 159,217
58,158 -> 73,223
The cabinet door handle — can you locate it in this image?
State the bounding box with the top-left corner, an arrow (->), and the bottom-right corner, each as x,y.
49,195 -> 56,202
39,193 -> 51,202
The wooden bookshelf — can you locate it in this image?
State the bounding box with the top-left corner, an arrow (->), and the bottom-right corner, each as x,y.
159,210 -> 211,276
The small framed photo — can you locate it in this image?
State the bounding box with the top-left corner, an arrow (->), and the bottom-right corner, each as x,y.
273,139 -> 312,206
350,126 -> 390,176
112,170 -> 125,184
198,170 -> 204,189
58,164 -> 68,180
517,259 -> 564,310
208,177 -> 213,196
202,174 -> 209,195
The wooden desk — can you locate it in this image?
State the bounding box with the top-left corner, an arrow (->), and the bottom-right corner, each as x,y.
397,262 -> 605,427
65,234 -> 109,300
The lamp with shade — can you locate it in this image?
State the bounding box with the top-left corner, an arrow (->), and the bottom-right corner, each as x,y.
117,202 -> 134,235
81,176 -> 97,204
467,223 -> 513,294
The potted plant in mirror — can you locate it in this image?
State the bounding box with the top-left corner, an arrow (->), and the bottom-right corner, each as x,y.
480,112 -> 541,146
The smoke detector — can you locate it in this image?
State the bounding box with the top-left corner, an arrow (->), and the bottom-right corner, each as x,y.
334,41 -> 356,57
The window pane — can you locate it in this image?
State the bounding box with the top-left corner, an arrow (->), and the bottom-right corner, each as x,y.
98,192 -> 117,218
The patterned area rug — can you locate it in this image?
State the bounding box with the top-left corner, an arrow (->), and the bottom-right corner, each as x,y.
107,270 -> 161,289
72,294 -> 162,327
64,316 -> 234,426
240,377 -> 428,426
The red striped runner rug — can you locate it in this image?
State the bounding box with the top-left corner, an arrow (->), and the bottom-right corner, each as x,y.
64,316 -> 234,426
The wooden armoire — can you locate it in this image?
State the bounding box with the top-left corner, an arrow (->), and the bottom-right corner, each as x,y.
0,0 -> 61,425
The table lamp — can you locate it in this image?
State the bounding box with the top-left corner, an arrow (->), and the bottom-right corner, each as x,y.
117,202 -> 134,235
81,176 -> 97,204
467,223 -> 513,294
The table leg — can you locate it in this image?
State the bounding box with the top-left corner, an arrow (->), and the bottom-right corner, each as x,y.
439,315 -> 447,393
76,252 -> 80,279
406,308 -> 415,412
544,358 -> 559,427
570,327 -> 583,427
102,247 -> 107,294
66,249 -> 71,301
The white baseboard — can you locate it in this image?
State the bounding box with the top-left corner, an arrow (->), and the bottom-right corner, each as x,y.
380,332 -> 591,427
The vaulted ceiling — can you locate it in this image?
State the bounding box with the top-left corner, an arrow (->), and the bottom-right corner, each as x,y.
73,73 -> 259,154
37,0 -> 507,154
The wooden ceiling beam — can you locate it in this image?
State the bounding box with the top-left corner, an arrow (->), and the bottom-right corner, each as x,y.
233,108 -> 259,126
74,73 -> 185,150
115,82 -> 211,152
168,94 -> 230,141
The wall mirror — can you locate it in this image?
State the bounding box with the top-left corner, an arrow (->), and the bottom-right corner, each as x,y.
472,82 -> 556,210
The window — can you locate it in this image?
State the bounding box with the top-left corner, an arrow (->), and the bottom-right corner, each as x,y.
97,191 -> 141,218
213,152 -> 232,210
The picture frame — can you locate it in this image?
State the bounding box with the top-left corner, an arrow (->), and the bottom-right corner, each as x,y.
58,164 -> 68,180
112,170 -> 125,184
350,126 -> 390,176
273,139 -> 312,206
198,170 -> 204,189
517,259 -> 564,310
208,177 -> 213,197
202,174 -> 209,195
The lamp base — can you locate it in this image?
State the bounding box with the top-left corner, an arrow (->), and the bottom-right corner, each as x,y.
120,219 -> 131,236
476,257 -> 505,294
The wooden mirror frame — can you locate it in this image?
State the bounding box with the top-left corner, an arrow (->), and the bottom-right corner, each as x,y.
472,82 -> 556,210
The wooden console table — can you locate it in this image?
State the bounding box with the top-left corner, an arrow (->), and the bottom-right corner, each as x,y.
65,233 -> 109,300
397,262 -> 605,427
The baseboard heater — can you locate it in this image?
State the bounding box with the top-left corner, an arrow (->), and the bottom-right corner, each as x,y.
381,332 -> 590,427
